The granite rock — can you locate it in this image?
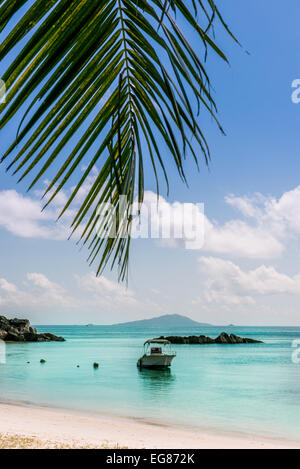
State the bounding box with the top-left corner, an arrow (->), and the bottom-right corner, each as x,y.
0,316 -> 65,343
156,332 -> 263,345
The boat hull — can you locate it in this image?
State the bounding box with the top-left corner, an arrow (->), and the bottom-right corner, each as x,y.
137,354 -> 175,369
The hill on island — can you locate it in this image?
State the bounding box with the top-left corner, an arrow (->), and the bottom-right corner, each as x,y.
110,314 -> 212,328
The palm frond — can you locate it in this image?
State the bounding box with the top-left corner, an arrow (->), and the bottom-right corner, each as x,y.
0,0 -> 237,280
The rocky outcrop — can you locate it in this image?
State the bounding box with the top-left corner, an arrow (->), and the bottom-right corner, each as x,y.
0,316 -> 65,342
156,332 -> 263,344
214,332 -> 262,344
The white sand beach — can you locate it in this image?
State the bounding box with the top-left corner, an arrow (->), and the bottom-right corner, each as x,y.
0,402 -> 299,449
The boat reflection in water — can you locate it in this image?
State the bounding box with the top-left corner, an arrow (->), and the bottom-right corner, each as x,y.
137,366 -> 176,396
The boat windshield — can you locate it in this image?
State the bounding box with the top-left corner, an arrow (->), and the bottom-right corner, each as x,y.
143,339 -> 175,356
144,339 -> 171,345
150,347 -> 162,354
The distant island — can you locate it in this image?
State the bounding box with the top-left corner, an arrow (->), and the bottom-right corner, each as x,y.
108,315 -> 261,345
110,314 -> 213,328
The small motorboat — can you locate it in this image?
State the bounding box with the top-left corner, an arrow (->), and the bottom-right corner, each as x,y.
137,339 -> 176,369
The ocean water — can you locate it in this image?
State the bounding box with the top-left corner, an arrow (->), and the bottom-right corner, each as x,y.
1,325 -> 300,441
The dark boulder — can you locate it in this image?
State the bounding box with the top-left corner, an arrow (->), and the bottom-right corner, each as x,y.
37,333 -> 65,342
198,335 -> 215,344
23,332 -> 38,342
9,319 -> 31,334
158,335 -> 186,344
6,331 -> 25,342
0,330 -> 8,340
0,316 -> 10,329
214,332 -> 262,344
215,332 -> 232,344
156,332 -> 263,345
0,316 -> 65,343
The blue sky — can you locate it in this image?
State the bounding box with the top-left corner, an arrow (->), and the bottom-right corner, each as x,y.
1,0 -> 300,325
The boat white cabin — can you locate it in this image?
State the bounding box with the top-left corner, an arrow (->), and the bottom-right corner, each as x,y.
137,339 -> 176,369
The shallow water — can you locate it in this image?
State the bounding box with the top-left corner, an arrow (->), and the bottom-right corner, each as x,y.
1,325 -> 300,441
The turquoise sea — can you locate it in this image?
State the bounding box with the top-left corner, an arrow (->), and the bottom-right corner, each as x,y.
1,325 -> 300,441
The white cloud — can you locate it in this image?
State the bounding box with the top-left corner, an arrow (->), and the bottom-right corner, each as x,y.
203,218 -> 283,259
75,272 -> 137,308
0,278 -> 17,293
2,183 -> 300,262
0,272 -> 131,312
226,185 -> 300,238
0,271 -> 167,319
141,191 -> 284,259
0,190 -> 71,240
194,256 -> 300,306
141,185 -> 300,259
0,272 -> 73,309
74,273 -> 169,317
0,167 -> 100,242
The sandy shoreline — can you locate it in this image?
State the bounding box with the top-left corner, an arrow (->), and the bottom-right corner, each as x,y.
0,402 -> 299,449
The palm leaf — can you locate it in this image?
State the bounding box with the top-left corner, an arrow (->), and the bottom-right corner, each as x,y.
0,0 -> 237,280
